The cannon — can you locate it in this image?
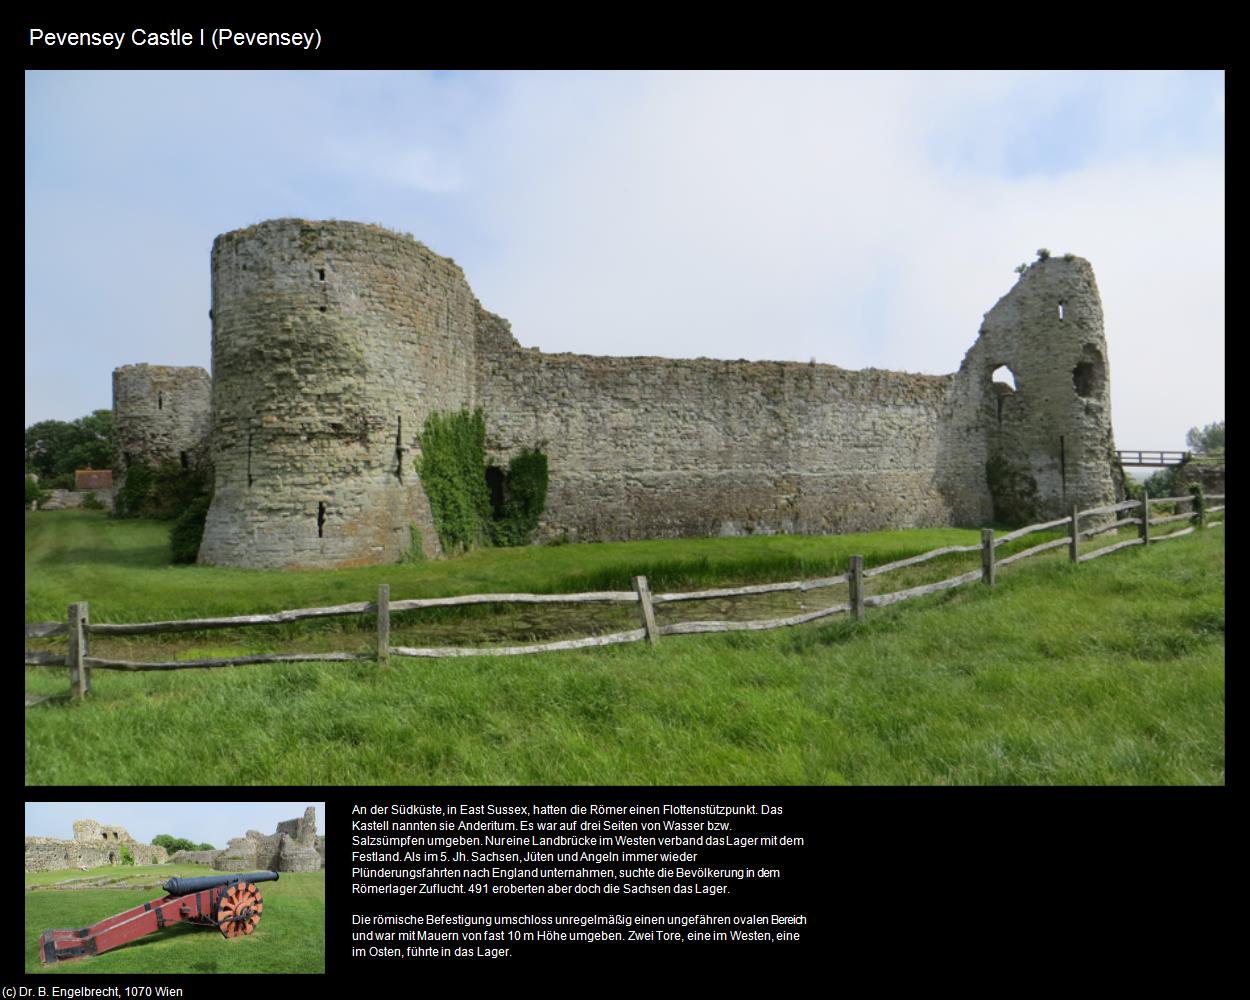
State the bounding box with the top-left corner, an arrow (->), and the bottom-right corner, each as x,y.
38,871 -> 279,964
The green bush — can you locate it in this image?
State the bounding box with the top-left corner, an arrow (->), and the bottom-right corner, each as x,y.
113,461 -> 155,518
492,447 -> 549,546
418,410 -> 549,553
169,494 -> 212,564
120,844 -> 134,866
153,834 -> 216,854
43,473 -> 75,491
80,491 -> 105,510
24,476 -> 43,508
1141,466 -> 1178,500
116,460 -> 211,521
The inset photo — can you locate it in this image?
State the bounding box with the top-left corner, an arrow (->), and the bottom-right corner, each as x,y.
25,801 -> 325,974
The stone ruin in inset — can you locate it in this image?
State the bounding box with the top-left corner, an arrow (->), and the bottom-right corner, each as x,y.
167,806 -> 325,873
25,819 -> 169,873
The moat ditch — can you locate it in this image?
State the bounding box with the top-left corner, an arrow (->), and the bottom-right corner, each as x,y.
26,529 -> 1138,664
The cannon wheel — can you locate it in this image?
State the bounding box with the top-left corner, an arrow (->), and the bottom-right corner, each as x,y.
217,881 -> 264,938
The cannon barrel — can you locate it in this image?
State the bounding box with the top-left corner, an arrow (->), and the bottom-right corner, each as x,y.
162,871 -> 279,896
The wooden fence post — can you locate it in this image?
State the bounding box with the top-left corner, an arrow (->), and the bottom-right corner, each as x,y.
633,576 -> 659,646
849,556 -> 865,621
377,584 -> 390,668
1069,506 -> 1080,563
981,529 -> 996,585
67,602 -> 90,700
1140,489 -> 1150,546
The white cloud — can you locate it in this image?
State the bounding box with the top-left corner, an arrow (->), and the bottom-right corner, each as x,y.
25,70 -> 1224,450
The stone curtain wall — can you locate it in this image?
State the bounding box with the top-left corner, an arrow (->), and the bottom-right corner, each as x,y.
476,312 -> 984,540
1175,463 -> 1225,496
112,365 -> 212,488
167,807 -> 324,873
198,220 -> 476,568
24,820 -> 168,873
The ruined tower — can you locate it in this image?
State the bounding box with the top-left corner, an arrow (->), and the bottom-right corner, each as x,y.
111,364 -> 212,488
954,255 -> 1120,522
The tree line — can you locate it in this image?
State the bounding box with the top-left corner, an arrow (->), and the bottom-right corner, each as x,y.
24,410 -> 112,487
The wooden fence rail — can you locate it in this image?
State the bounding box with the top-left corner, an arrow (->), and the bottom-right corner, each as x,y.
25,493 -> 1226,702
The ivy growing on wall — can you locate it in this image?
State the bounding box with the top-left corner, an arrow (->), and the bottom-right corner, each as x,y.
418,409 -> 493,553
418,409 -> 548,553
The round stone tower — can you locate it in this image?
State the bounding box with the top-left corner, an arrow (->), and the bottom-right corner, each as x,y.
112,364 -> 213,488
955,255 -> 1120,523
198,219 -> 479,568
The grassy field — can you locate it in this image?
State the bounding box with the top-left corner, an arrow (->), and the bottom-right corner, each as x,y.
25,864 -> 325,974
25,510 -> 1224,785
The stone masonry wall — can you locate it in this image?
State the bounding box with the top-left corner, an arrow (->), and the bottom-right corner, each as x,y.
198,220 -> 476,568
168,807 -> 324,872
25,819 -> 168,873
36,488 -> 114,512
1174,462 -> 1225,497
112,365 -> 213,489
476,312 -> 987,540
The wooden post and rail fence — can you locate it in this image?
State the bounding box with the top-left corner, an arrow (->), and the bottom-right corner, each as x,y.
25,493 -> 1225,704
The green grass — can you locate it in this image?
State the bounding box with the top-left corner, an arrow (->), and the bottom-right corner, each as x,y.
23,510 -> 1005,619
25,510 -> 1224,785
25,865 -> 324,974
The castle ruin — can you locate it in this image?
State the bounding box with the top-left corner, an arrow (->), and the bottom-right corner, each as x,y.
166,806 -> 324,873
113,220 -> 1120,568
25,820 -> 169,873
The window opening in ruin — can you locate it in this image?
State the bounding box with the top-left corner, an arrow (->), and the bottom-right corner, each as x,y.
124,451 -> 133,467
318,268 -> 326,281
180,451 -> 189,469
109,852 -> 116,864
1058,301 -> 1065,321
990,365 -> 1016,423
485,466 -> 506,519
1072,351 -> 1102,398
319,306 -> 326,312
247,433 -> 254,488
395,416 -> 404,482
317,501 -> 327,538
101,833 -> 107,840
158,392 -> 163,410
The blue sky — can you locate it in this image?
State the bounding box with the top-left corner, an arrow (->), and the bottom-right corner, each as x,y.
25,70 -> 1224,450
25,802 -> 325,848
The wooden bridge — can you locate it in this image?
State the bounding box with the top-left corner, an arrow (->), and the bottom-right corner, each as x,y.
1117,450 -> 1191,467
